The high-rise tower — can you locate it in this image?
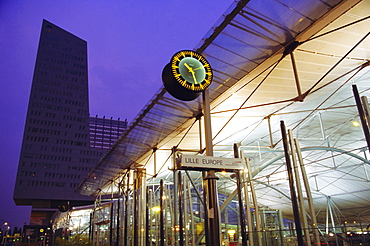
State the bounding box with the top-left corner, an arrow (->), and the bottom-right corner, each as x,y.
13,20 -> 126,225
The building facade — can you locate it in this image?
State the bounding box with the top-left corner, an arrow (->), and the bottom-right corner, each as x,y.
90,116 -> 128,149
13,20 -> 126,225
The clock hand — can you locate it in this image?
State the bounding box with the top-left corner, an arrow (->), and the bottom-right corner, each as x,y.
191,71 -> 198,84
184,63 -> 194,73
184,63 -> 198,83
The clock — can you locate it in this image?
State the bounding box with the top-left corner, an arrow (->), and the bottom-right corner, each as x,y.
162,50 -> 213,101
171,50 -> 213,91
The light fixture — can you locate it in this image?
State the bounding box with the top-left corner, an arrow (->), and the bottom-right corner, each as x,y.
151,206 -> 161,213
352,121 -> 360,127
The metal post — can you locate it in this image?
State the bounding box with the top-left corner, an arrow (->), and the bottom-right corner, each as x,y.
154,147 -> 157,177
198,114 -> 203,151
178,172 -> 184,246
133,168 -> 146,246
160,179 -> 165,246
133,182 -> 138,246
239,150 -> 254,246
146,187 -> 150,246
202,171 -> 209,245
89,212 -> 93,243
294,138 -> 321,245
278,210 -> 285,246
202,89 -> 221,246
280,120 -> 304,246
173,168 -> 178,245
246,157 -> 262,246
242,172 -> 254,246
116,197 -> 120,246
234,144 -> 248,246
205,174 -> 221,246
326,199 -> 329,235
186,178 -> 196,246
183,178 -> 189,246
361,96 -> 370,127
154,186 -> 159,245
288,130 -> 311,246
267,116 -> 274,148
327,197 -> 339,245
353,84 -> 370,153
224,195 -> 229,243
124,171 -> 130,246
109,202 -> 114,246
290,52 -> 302,99
167,177 -> 175,245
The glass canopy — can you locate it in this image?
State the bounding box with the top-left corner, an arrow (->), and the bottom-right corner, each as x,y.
77,0 -> 370,227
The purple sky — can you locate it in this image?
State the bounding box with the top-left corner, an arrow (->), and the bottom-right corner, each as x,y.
0,0 -> 232,229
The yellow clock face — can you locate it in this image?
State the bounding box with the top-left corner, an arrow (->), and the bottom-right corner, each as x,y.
171,50 -> 213,92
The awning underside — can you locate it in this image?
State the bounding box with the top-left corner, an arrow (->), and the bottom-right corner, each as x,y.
77,0 -> 370,224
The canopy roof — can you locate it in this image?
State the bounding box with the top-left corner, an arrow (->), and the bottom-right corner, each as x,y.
77,0 -> 370,224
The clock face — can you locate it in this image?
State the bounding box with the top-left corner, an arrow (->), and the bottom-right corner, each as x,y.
171,50 -> 212,92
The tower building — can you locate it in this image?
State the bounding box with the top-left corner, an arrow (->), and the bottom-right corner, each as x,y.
13,20 -> 127,225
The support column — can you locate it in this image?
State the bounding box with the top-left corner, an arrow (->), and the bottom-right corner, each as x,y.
288,130 -> 311,246
186,178 -> 196,246
133,168 -> 146,246
116,191 -> 121,246
245,158 -> 262,246
146,187 -> 150,246
280,121 -> 304,246
178,172 -> 184,246
294,138 -> 321,245
361,96 -> 370,126
109,202 -> 114,246
234,144 -> 247,246
160,179 -> 165,246
267,115 -> 274,148
198,114 -> 203,151
327,197 -> 340,245
123,171 -> 130,246
153,147 -> 157,177
353,84 -> 370,153
202,89 -> 221,246
239,151 -> 254,246
133,177 -> 139,246
290,52 -> 303,100
90,210 -> 94,243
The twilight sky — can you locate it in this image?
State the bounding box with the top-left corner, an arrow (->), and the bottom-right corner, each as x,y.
0,0 -> 233,229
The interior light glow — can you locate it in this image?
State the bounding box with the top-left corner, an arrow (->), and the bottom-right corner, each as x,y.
228,229 -> 236,235
151,206 -> 161,213
352,121 -> 360,127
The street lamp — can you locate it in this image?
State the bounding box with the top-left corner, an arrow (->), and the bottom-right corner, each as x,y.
2,222 -> 10,236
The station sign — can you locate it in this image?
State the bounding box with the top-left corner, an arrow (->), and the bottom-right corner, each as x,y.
178,154 -> 245,172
